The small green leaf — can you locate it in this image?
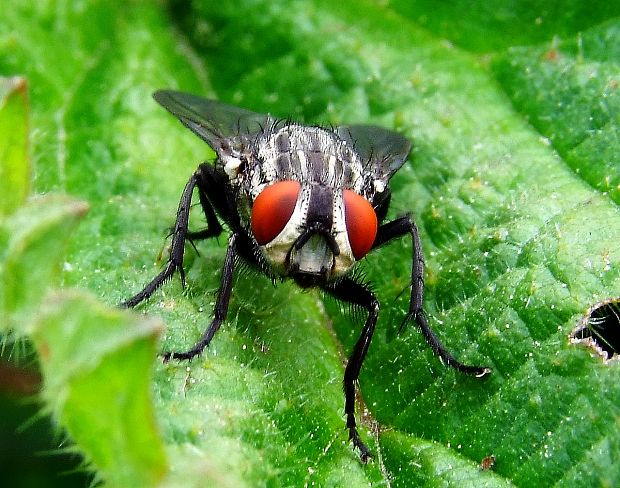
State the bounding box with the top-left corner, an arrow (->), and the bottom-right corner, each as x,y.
31,291 -> 167,487
0,76 -> 29,217
1,195 -> 88,331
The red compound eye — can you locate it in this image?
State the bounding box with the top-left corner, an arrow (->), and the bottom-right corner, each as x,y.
251,181 -> 301,245
344,190 -> 377,260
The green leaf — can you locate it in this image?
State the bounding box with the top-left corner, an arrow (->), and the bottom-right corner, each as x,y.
0,78 -> 169,487
380,431 -> 511,487
0,9 -> 170,485
0,76 -> 29,217
2,0 -> 620,486
492,22 -> 620,205
1,196 -> 88,330
31,291 -> 167,487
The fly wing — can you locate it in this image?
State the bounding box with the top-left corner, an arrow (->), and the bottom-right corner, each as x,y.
336,125 -> 412,181
153,90 -> 275,147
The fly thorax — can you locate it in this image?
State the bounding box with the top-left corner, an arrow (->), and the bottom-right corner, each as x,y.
254,124 -> 366,191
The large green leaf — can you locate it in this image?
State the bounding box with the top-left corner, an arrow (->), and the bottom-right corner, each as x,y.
1,0 -> 619,486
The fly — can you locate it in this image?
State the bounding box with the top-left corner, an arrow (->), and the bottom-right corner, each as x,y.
121,90 -> 491,462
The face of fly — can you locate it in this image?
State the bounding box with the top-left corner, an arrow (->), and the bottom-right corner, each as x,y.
152,91 -> 411,287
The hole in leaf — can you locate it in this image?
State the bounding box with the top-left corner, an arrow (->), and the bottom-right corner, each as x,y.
571,298 -> 620,360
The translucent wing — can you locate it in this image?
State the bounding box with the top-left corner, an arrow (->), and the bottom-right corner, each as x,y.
153,90 -> 275,147
336,125 -> 412,181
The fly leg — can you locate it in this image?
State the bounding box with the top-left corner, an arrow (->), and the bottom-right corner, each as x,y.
120,164 -> 224,308
186,169 -> 223,242
163,232 -> 238,361
120,160 -> 237,360
374,215 -> 491,377
324,277 -> 379,463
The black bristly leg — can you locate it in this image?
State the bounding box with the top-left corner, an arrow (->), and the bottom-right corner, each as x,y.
120,170 -> 200,308
120,164 -> 225,309
324,277 -> 379,463
374,216 -> 491,377
120,160 -> 238,361
186,178 -> 223,241
162,232 -> 238,361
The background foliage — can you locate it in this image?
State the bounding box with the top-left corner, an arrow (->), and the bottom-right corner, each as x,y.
1,0 -> 620,486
